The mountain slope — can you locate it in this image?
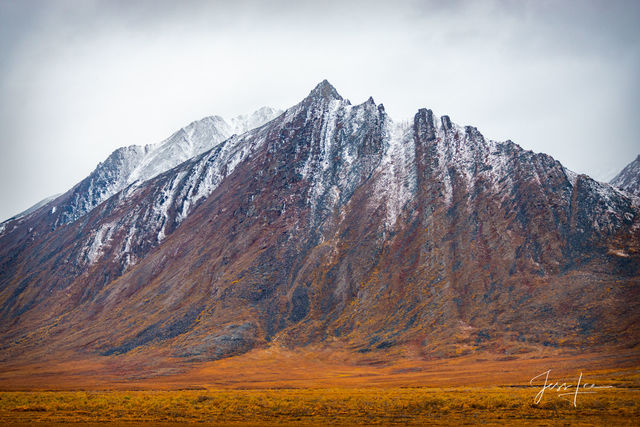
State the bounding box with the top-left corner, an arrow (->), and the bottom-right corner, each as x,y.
0,81 -> 638,369
8,193 -> 61,222
0,107 -> 281,231
611,154 -> 640,197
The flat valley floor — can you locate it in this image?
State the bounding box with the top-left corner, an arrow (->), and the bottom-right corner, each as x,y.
1,346 -> 639,425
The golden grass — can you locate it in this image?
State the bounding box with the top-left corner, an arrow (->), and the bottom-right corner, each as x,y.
1,345 -> 638,424
1,386 -> 639,425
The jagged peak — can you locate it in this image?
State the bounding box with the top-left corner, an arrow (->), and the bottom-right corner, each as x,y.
353,96 -> 379,113
464,125 -> 485,143
415,108 -> 437,127
414,108 -> 437,141
441,115 -> 453,130
307,79 -> 343,102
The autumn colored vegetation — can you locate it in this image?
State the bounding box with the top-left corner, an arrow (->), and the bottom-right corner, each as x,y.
1,345 -> 638,424
1,386 -> 639,425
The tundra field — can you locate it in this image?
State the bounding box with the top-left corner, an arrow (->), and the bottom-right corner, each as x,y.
1,386 -> 640,425
1,346 -> 639,425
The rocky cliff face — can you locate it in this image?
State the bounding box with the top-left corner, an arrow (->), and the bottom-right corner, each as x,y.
611,155 -> 640,197
0,81 -> 638,365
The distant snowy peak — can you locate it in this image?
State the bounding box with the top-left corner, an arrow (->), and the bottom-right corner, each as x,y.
53,107 -> 282,225
127,115 -> 231,185
130,107 -> 282,186
610,155 -> 640,197
228,106 -> 283,135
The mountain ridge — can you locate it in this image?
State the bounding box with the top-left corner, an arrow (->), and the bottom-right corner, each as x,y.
611,154 -> 640,197
0,107 -> 282,228
0,81 -> 638,373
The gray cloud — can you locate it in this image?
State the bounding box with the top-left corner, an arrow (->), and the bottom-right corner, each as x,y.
1,0 -> 639,221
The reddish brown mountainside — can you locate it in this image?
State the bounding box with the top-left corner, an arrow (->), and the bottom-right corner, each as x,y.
0,81 -> 638,372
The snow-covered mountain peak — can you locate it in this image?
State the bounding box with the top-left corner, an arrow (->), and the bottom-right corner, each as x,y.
123,105 -> 282,188
228,106 -> 283,135
37,106 -> 283,226
610,154 -> 640,197
2,81 -> 639,367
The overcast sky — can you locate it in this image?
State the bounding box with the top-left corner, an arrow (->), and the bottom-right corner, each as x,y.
1,0 -> 639,221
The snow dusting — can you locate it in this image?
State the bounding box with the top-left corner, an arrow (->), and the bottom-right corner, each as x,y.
9,81 -> 638,284
86,223 -> 115,265
373,118 -> 416,229
610,155 -> 640,197
60,108 -> 282,225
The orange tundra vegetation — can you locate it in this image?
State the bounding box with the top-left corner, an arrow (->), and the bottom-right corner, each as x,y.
0,344 -> 639,424
1,387 -> 639,425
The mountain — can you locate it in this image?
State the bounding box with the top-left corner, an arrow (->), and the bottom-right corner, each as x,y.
0,81 -> 638,372
0,107 -> 281,229
611,155 -> 640,197
8,193 -> 61,221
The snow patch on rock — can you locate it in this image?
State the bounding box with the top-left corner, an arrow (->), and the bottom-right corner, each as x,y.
86,222 -> 115,265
